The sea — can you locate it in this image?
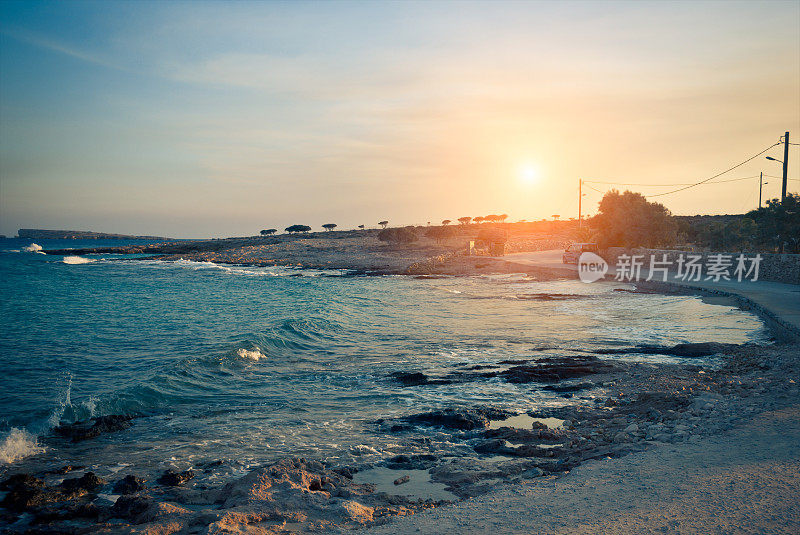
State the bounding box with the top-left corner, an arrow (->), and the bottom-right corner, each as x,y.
0,237 -> 769,484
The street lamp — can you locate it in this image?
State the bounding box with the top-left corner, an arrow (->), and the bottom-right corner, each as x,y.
766,156 -> 784,164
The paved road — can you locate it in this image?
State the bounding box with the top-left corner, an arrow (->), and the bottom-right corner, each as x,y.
503,249 -> 800,333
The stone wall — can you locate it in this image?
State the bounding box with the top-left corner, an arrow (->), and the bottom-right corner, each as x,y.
602,248 -> 800,285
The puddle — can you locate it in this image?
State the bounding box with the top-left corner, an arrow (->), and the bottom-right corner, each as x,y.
352,467 -> 456,501
488,414 -> 564,430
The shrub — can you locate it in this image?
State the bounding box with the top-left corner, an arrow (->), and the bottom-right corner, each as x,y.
378,226 -> 418,244
322,223 -> 337,231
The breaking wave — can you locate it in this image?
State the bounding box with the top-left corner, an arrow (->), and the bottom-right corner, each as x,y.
236,347 -> 267,361
63,255 -> 95,265
0,428 -> 45,464
22,243 -> 43,253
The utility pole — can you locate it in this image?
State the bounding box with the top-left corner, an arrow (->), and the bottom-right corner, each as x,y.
759,171 -> 764,209
781,131 -> 789,203
578,179 -> 582,228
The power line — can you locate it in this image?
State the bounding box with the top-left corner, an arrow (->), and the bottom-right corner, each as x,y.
645,143 -> 781,198
584,175 -> 761,187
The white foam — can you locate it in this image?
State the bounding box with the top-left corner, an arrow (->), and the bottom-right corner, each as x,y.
62,255 -> 95,265
22,243 -> 42,252
236,347 -> 267,361
132,258 -> 348,278
0,428 -> 45,464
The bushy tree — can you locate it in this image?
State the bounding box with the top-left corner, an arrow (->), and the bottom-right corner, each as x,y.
379,220 -> 389,229
322,223 -> 337,231
285,224 -> 312,234
746,193 -> 800,252
458,217 -> 472,225
474,216 -> 484,224
499,214 -> 508,223
441,219 -> 451,226
378,226 -> 418,244
260,229 -> 277,236
594,190 -> 676,248
358,224 -> 365,230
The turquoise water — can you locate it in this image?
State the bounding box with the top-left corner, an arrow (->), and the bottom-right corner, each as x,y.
0,238 -> 768,480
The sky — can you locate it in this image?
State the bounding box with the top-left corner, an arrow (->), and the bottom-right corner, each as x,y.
1,0 -> 799,238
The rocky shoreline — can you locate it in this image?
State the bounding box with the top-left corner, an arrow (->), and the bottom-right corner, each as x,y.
2,337 -> 796,534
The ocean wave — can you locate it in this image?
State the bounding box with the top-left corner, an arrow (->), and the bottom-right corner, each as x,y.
62,255 -> 95,265
0,428 -> 45,464
22,243 -> 44,253
134,259 -> 349,278
236,347 -> 267,361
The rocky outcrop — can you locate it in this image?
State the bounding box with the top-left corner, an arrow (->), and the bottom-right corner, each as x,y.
54,414 -> 133,442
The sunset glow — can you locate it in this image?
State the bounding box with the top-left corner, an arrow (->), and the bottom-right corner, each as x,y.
0,2 -> 798,237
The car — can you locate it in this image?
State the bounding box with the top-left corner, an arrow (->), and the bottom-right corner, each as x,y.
562,242 -> 598,264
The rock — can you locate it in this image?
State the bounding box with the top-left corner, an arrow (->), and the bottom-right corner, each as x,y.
390,372 -> 429,386
401,408 -> 512,431
623,423 -> 639,434
60,472 -> 106,492
113,475 -> 147,494
473,439 -> 511,455
385,454 -> 438,470
499,356 -> 615,384
157,469 -> 195,487
393,475 -> 410,486
109,495 -> 154,522
54,414 -> 133,442
0,473 -> 44,491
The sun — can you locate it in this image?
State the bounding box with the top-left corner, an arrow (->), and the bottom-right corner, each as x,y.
519,164 -> 539,185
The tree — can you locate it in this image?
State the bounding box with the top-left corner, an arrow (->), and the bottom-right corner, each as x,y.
594,190 -> 677,248
746,193 -> 800,252
474,216 -> 485,224
378,226 -> 418,244
458,217 -> 472,225
551,214 -> 560,221
379,220 -> 389,229
285,224 -> 312,234
358,224 -> 365,230
499,214 -> 508,223
484,214 -> 499,223
322,223 -> 337,232
441,219 -> 451,226
260,229 -> 277,236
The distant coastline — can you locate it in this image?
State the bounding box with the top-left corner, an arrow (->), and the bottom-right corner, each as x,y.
17,228 -> 171,240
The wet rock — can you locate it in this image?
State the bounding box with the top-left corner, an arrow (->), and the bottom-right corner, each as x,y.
596,342 -> 739,358
1,478 -> 84,512
1,473 -> 44,491
390,371 -> 453,386
473,439 -> 511,455
113,475 -> 147,494
393,475 -> 410,486
390,372 -> 429,386
401,408 -> 512,431
499,356 -> 615,384
157,469 -> 195,486
54,414 -> 133,442
385,454 -> 438,470
60,472 -> 105,492
109,495 -> 153,521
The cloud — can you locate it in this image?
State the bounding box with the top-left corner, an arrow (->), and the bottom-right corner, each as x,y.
0,26 -> 124,71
